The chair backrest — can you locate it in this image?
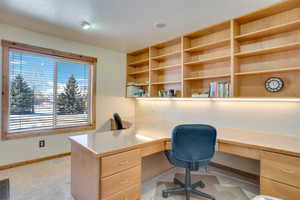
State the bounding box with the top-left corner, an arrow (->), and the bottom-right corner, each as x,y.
113,113 -> 123,130
172,124 -> 217,162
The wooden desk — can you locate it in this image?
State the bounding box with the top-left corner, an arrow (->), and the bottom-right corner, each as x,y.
69,123 -> 300,200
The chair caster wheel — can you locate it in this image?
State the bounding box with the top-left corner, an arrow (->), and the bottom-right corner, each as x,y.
162,191 -> 169,198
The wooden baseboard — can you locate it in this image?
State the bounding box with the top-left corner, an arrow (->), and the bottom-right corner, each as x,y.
0,152 -> 71,171
209,162 -> 259,184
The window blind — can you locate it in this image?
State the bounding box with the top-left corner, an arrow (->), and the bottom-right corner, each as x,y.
8,50 -> 91,133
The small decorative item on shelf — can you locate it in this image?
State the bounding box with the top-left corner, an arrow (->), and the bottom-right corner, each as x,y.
265,77 -> 284,93
127,85 -> 139,97
209,81 -> 230,97
158,89 -> 176,97
127,83 -> 148,97
134,88 -> 146,97
192,91 -> 209,98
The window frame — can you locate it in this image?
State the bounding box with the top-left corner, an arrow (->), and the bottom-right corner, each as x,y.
1,40 -> 97,140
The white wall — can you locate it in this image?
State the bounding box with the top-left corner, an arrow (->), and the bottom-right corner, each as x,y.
135,99 -> 300,174
0,23 -> 135,166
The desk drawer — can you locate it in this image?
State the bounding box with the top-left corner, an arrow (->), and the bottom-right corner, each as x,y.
101,149 -> 141,177
101,165 -> 141,199
261,177 -> 300,200
219,143 -> 260,160
103,184 -> 140,200
261,151 -> 300,188
141,143 -> 164,157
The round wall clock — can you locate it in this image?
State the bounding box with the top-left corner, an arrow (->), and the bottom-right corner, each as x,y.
265,77 -> 284,93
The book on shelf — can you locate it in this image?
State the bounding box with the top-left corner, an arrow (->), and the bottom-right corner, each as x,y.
209,81 -> 230,97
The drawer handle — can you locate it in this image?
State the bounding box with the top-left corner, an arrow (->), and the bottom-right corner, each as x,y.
119,160 -> 129,165
280,168 -> 294,174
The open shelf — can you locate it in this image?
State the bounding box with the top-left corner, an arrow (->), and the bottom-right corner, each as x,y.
151,80 -> 181,85
235,42 -> 300,58
184,39 -> 230,53
184,74 -> 230,81
151,51 -> 181,61
128,69 -> 149,75
128,58 -> 149,66
184,55 -> 230,65
151,64 -> 181,71
235,67 -> 300,76
127,83 -> 149,87
235,20 -> 300,41
235,1 -> 300,24
236,70 -> 300,98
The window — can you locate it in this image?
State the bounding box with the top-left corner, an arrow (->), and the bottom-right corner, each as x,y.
2,40 -> 97,139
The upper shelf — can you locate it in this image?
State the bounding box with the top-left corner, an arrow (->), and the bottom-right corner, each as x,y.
234,1 -> 299,24
151,64 -> 181,71
128,69 -> 149,75
184,39 -> 230,53
151,51 -> 181,61
151,80 -> 181,85
184,55 -> 230,65
235,20 -> 300,41
235,42 -> 300,58
184,73 -> 230,81
128,58 -> 149,66
235,67 -> 300,76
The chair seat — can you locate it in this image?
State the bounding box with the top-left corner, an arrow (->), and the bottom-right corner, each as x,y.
164,150 -> 210,169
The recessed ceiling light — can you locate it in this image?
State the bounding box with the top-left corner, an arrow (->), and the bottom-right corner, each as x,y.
154,22 -> 167,29
81,21 -> 91,30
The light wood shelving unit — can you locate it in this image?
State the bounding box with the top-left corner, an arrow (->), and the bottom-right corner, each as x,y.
126,0 -> 300,99
149,37 -> 182,97
126,48 -> 150,97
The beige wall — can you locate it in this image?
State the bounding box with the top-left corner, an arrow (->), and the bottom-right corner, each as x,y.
0,23 -> 135,166
135,99 -> 300,174
1,22 -> 299,176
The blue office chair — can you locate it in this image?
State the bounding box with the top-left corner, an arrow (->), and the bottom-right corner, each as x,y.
162,124 -> 217,200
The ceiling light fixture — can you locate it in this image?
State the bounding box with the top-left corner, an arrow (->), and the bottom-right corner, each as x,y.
81,21 -> 91,30
154,22 -> 167,29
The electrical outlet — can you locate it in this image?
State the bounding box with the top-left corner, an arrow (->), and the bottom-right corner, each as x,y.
39,140 -> 45,148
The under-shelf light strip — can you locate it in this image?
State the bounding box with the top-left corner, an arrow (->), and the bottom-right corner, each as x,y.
136,97 -> 300,102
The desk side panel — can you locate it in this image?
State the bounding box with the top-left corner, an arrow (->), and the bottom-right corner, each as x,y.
71,141 -> 100,200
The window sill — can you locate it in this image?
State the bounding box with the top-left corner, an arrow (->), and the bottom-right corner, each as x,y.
1,124 -> 96,140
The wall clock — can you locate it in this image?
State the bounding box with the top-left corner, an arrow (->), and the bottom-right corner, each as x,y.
265,77 -> 284,93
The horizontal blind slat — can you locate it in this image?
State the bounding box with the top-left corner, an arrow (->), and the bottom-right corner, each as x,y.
8,50 -> 91,133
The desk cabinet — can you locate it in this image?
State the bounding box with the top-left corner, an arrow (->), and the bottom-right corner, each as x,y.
71,141 -> 167,200
260,151 -> 300,199
101,149 -> 141,177
101,165 -> 141,199
71,135 -> 300,200
103,185 -> 140,200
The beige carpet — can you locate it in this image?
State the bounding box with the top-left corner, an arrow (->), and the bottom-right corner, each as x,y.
153,173 -> 256,200
0,157 -> 258,200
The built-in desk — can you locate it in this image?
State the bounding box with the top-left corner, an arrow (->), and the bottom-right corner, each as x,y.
69,121 -> 300,200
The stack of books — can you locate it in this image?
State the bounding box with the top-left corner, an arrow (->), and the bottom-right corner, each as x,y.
209,81 -> 230,97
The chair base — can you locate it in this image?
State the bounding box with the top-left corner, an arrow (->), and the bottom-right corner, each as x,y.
162,169 -> 215,200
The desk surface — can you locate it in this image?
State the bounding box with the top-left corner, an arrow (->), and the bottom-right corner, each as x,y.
69,118 -> 300,158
